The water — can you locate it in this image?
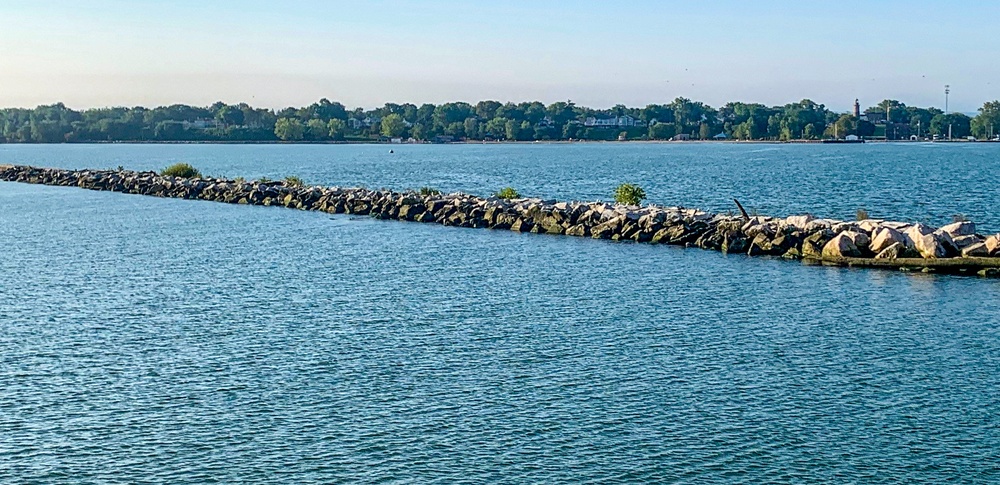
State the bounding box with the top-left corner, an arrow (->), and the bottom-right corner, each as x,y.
1,144 -> 999,483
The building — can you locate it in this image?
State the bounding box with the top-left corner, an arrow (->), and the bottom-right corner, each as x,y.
584,115 -> 645,128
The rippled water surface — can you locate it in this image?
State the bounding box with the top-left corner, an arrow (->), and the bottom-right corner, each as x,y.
1,144 -> 999,483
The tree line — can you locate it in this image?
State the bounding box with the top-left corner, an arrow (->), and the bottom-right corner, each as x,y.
2,98 -> 998,143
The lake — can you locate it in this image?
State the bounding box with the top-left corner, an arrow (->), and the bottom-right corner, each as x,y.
1,143 -> 998,483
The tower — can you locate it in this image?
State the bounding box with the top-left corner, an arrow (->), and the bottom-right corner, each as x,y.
853,99 -> 861,118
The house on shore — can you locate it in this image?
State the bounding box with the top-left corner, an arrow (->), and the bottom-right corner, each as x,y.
584,115 -> 646,128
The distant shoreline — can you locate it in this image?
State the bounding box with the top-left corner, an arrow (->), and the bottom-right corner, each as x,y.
0,138 -> 992,146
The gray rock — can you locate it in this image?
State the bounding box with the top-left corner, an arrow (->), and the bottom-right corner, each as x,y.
962,242 -> 990,257
952,234 -> 983,250
875,242 -> 905,260
840,230 -> 871,252
801,230 -> 835,259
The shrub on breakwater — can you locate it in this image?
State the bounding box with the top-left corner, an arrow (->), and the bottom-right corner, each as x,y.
160,163 -> 202,178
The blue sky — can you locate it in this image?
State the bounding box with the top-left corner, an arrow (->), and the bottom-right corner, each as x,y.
1,0 -> 997,112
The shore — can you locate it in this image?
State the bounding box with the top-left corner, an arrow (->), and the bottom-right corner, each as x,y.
0,138 -> 995,146
2,164 -> 998,277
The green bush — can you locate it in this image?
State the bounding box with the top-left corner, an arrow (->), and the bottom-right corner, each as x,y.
284,175 -> 305,187
160,163 -> 202,178
614,183 -> 646,206
419,187 -> 442,196
495,187 -> 521,199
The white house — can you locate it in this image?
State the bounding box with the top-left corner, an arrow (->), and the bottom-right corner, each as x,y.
584,115 -> 645,128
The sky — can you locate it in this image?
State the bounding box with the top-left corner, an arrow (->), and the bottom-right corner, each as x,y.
1,0 -> 997,112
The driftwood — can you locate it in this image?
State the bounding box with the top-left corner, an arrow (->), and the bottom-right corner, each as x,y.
733,199 -> 750,222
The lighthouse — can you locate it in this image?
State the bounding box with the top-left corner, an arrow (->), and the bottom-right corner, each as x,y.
853,99 -> 861,118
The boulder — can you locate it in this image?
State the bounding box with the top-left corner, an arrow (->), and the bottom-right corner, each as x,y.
565,224 -> 589,237
985,234 -> 1000,256
902,223 -> 934,245
962,242 -> 990,257
747,233 -> 774,256
840,230 -> 871,252
721,233 -> 748,255
822,233 -> 862,258
978,268 -> 1000,278
832,222 -> 861,234
874,242 -> 905,260
804,219 -> 834,233
912,232 -> 952,259
939,220 -> 976,238
932,230 -> 960,257
782,247 -> 802,260
782,215 -> 814,231
801,230 -> 835,259
858,219 -> 884,234
952,234 -> 983,250
590,216 -> 623,239
870,227 -> 906,254
510,218 -> 533,232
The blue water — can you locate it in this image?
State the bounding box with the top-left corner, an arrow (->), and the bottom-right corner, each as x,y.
1,144 -> 999,483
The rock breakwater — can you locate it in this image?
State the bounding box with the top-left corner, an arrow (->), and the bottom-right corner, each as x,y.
2,164 -> 999,277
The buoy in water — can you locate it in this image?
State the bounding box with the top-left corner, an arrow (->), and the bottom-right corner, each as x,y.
389,149 -> 394,154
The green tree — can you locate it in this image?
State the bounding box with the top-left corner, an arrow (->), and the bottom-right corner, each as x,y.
972,101 -> 1000,139
930,113 -> 972,138
463,117 -> 480,139
274,118 -> 304,141
216,105 -> 245,126
381,113 -> 406,138
699,122 -> 711,140
327,119 -> 346,140
614,183 -> 646,206
411,123 -> 426,140
825,114 -> 858,138
306,119 -> 328,141
648,122 -> 675,140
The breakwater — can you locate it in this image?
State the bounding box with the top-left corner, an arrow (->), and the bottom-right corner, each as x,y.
2,164 -> 999,277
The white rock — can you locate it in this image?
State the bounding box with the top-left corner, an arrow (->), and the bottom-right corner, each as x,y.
822,233 -> 862,258
903,224 -> 934,248
870,227 -> 906,254
985,234 -> 1000,256
939,221 -> 977,237
912,232 -> 952,259
858,219 -> 884,234
783,215 -> 814,231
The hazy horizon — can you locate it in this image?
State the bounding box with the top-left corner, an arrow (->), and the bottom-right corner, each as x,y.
2,0 -> 997,112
